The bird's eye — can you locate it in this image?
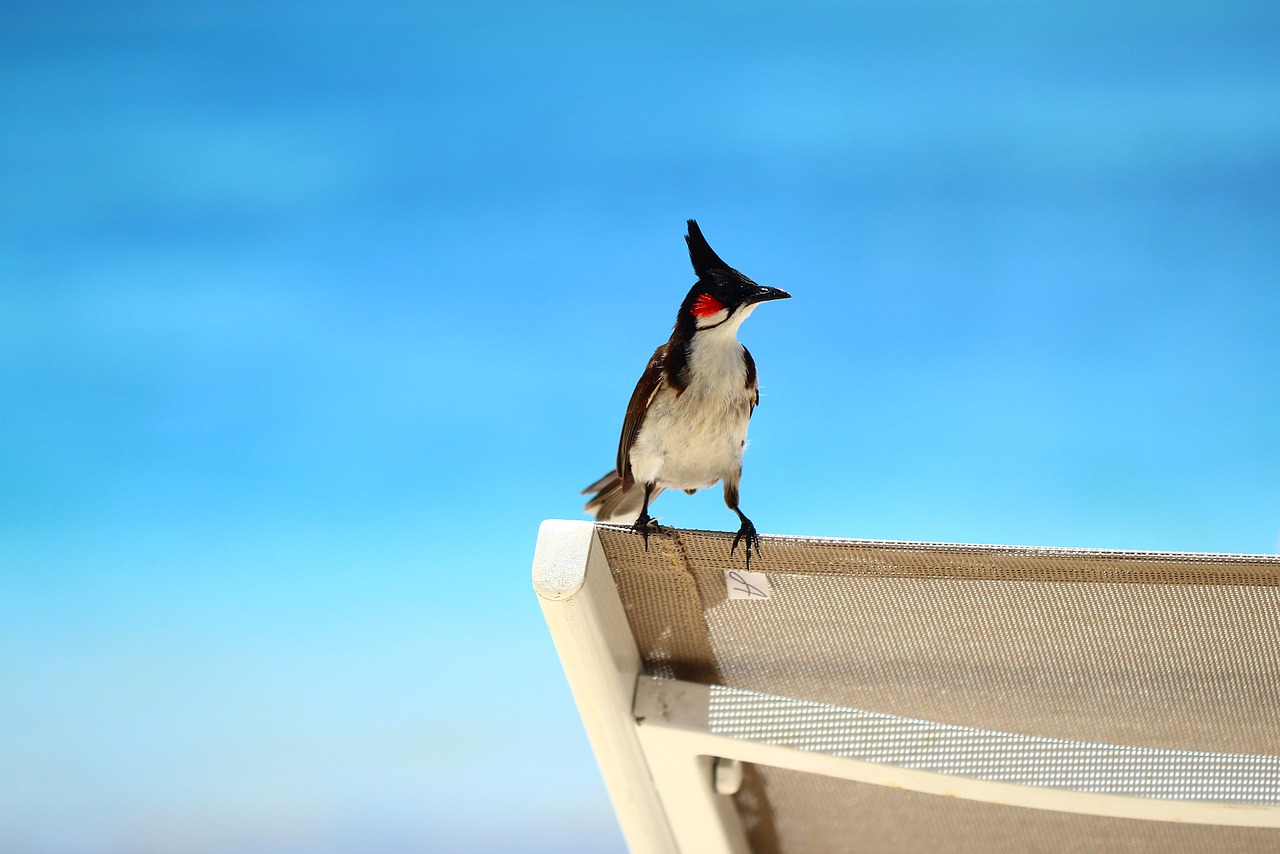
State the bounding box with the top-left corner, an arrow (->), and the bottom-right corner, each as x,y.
692,293 -> 725,317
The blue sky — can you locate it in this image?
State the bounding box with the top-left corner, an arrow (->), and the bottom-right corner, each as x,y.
2,2 -> 1278,852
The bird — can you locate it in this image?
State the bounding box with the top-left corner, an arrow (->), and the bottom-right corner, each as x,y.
582,219 -> 790,570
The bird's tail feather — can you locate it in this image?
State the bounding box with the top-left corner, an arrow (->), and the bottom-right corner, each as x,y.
581,471 -> 663,524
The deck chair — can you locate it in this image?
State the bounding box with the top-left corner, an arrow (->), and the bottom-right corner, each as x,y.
532,519 -> 1280,853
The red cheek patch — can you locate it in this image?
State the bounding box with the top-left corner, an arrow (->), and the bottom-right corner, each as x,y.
692,293 -> 725,317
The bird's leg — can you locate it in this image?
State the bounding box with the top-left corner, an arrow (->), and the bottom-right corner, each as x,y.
724,479 -> 761,571
632,483 -> 660,550
730,507 -> 762,571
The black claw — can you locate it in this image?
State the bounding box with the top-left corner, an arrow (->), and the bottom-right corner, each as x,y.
730,517 -> 762,571
633,513 -> 660,551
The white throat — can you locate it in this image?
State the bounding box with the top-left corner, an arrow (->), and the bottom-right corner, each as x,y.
694,302 -> 756,336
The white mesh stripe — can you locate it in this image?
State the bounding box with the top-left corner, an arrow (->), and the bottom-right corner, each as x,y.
708,685 -> 1280,804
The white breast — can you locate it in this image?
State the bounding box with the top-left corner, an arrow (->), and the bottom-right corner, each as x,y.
628,318 -> 756,491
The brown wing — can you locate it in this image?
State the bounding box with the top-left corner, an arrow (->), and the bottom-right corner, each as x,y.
617,345 -> 666,489
743,345 -> 759,413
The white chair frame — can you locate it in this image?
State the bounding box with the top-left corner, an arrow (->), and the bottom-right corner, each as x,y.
533,520 -> 1280,854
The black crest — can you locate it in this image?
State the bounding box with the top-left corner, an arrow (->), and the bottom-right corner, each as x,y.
685,219 -> 733,278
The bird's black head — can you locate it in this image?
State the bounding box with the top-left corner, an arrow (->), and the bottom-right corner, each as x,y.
677,219 -> 790,332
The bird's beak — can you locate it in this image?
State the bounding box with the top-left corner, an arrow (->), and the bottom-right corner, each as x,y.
748,285 -> 791,305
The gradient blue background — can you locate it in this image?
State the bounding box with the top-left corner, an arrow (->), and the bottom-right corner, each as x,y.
3,2 -> 1278,852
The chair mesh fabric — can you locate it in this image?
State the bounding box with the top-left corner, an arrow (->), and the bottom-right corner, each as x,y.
749,766 -> 1280,854
595,525 -> 1280,854
707,683 -> 1280,803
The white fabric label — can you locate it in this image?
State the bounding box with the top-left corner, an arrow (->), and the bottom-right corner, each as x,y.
725,569 -> 771,600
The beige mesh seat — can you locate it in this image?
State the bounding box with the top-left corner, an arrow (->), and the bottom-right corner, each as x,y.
532,520 -> 1280,853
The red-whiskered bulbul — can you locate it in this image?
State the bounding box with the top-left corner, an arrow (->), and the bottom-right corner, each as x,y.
582,220 -> 790,569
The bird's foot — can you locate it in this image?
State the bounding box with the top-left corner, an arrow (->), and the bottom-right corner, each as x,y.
731,516 -> 762,571
633,512 -> 661,551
